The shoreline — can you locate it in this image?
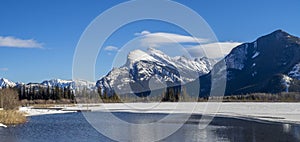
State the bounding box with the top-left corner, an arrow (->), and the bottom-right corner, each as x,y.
19,106 -> 77,117
19,102 -> 300,125
0,123 -> 7,128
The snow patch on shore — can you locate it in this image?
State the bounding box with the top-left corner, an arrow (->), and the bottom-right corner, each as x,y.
19,107 -> 76,116
0,123 -> 7,128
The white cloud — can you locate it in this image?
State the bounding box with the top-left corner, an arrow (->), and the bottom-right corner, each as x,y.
186,42 -> 242,58
104,46 -> 119,51
0,36 -> 43,48
133,31 -> 242,59
135,31 -> 210,47
0,68 -> 8,71
134,30 -> 151,36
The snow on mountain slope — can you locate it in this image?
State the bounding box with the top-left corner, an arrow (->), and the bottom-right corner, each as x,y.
0,78 -> 95,91
97,48 -> 213,95
41,79 -> 75,88
74,80 -> 96,89
41,79 -> 96,90
126,49 -> 160,66
225,43 -> 248,70
281,75 -> 292,92
0,78 -> 16,88
288,63 -> 300,80
200,30 -> 300,95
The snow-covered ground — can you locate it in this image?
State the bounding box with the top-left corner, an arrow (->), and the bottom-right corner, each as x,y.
0,123 -> 7,128
20,102 -> 300,124
19,106 -> 76,116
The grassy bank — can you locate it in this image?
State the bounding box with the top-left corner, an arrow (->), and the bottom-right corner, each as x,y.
0,110 -> 27,125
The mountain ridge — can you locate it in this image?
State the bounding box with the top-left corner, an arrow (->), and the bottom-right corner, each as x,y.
199,29 -> 300,96
2,29 -> 300,98
0,78 -> 96,90
96,47 -> 214,95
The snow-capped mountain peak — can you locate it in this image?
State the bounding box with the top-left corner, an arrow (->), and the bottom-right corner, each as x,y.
41,79 -> 74,88
41,79 -> 96,90
148,48 -> 175,67
148,47 -> 170,59
0,78 -> 16,88
97,48 -> 214,95
127,49 -> 159,65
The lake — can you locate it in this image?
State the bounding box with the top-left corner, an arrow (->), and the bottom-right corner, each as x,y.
0,112 -> 300,142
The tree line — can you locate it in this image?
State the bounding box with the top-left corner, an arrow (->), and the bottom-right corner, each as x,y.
2,85 -> 300,104
17,85 -> 75,102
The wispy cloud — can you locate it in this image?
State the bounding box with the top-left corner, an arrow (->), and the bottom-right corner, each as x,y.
134,31 -> 242,58
135,31 -> 209,48
104,46 -> 119,52
186,42 -> 242,59
0,36 -> 43,48
0,68 -> 8,71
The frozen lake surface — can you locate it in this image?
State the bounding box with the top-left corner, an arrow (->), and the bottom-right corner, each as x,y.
1,112 -> 300,142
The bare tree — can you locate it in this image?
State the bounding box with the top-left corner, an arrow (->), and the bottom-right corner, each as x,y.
0,89 -> 20,110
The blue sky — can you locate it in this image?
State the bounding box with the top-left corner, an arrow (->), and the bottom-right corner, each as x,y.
0,0 -> 300,83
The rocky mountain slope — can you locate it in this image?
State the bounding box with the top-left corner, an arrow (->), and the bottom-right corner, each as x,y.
96,48 -> 214,95
200,30 -> 300,96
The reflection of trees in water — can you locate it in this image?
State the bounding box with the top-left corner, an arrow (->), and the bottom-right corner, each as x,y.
291,125 -> 300,140
210,117 -> 300,142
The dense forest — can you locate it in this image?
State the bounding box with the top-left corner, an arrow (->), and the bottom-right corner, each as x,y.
1,84 -> 300,104
17,85 -> 75,101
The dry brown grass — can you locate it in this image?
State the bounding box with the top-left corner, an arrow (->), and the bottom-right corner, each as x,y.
31,104 -> 76,109
31,104 -> 56,108
0,110 -> 27,125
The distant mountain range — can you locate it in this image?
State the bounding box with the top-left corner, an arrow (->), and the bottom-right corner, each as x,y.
2,30 -> 300,97
0,78 -> 95,91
